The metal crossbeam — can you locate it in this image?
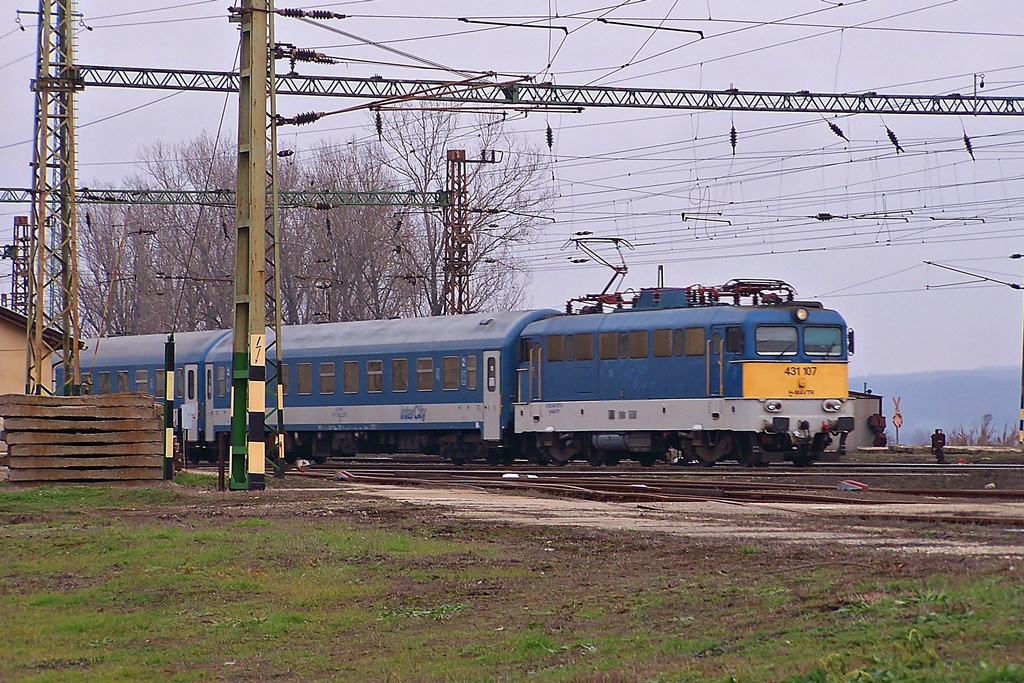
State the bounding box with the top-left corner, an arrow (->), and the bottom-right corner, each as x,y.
0,187 -> 448,207
78,65 -> 1024,116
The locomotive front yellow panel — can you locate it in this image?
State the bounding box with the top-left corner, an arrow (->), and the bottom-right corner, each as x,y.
742,362 -> 848,399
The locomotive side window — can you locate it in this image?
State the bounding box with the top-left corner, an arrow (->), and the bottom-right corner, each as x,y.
392,358 -> 409,392
417,358 -> 434,391
175,368 -> 184,399
155,370 -> 165,398
323,361 -> 338,395
672,329 -> 684,356
486,356 -> 497,391
98,371 -> 111,394
629,330 -> 648,359
136,369 -> 148,393
217,365 -> 226,398
805,326 -> 843,356
279,363 -> 289,395
442,356 -> 459,390
598,332 -> 617,360
618,332 -> 629,359
755,326 -> 798,356
367,360 -> 383,393
683,327 -> 706,356
117,370 -> 130,393
466,355 -> 478,390
726,326 -> 745,354
547,334 -> 565,362
575,333 -> 594,360
518,339 -> 532,363
297,363 -> 313,395
653,329 -> 672,357
564,335 -> 576,361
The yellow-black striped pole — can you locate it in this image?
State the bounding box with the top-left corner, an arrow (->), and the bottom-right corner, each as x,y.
163,334 -> 174,480
229,0 -> 268,490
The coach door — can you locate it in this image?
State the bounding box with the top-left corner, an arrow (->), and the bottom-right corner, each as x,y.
707,330 -> 724,397
483,351 -> 501,440
204,363 -> 215,442
183,363 -> 199,441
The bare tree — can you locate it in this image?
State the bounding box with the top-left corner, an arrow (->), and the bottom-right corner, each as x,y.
77,114 -> 552,335
374,108 -> 553,315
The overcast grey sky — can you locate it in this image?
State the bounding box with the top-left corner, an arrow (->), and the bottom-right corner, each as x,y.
1,0 -> 1023,379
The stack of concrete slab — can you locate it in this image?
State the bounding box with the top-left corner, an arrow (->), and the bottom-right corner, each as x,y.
0,393 -> 162,484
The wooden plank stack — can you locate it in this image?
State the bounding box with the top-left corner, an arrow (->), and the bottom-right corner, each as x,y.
0,393 -> 163,484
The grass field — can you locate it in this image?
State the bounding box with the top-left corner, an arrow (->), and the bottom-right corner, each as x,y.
1,477 -> 1023,682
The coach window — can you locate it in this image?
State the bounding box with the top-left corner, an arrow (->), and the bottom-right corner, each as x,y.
323,361 -> 339,395
804,326 -> 843,357
629,330 -> 648,359
367,360 -> 383,393
155,370 -> 165,398
187,368 -> 196,401
135,369 -> 148,393
217,365 -> 226,398
653,329 -> 672,357
279,363 -> 289,395
576,333 -> 594,361
547,334 -> 565,362
206,367 -> 213,401
175,368 -> 184,399
467,354 -> 478,390
417,358 -> 434,391
117,370 -> 129,393
618,332 -> 629,359
683,327 -> 706,356
98,371 -> 111,395
341,361 -> 357,394
81,373 -> 92,394
486,356 -> 497,391
392,358 -> 409,392
755,326 -> 798,356
442,356 -> 459,390
297,363 -> 313,395
598,332 -> 617,360
726,326 -> 745,354
342,361 -> 357,394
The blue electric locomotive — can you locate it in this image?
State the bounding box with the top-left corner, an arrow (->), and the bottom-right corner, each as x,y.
70,279 -> 854,467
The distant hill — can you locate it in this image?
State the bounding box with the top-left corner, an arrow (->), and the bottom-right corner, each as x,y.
851,367 -> 1017,445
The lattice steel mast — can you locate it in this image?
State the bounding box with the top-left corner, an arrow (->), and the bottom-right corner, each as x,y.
27,0 -> 83,395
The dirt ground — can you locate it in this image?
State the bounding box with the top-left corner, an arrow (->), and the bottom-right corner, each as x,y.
279,481 -> 1024,560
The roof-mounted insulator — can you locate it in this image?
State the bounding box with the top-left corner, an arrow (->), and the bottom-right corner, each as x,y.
729,124 -> 737,155
963,133 -> 975,161
813,213 -> 837,221
277,8 -> 345,20
827,121 -> 848,142
886,127 -> 904,154
375,111 -> 383,142
278,149 -> 294,157
545,123 -> 554,150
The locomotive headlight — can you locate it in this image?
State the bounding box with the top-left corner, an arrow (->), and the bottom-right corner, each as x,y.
793,307 -> 809,322
765,400 -> 783,413
822,398 -> 843,412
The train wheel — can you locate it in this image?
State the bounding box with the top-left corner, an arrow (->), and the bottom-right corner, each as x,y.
587,451 -> 605,467
637,453 -> 658,467
791,452 -> 817,467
